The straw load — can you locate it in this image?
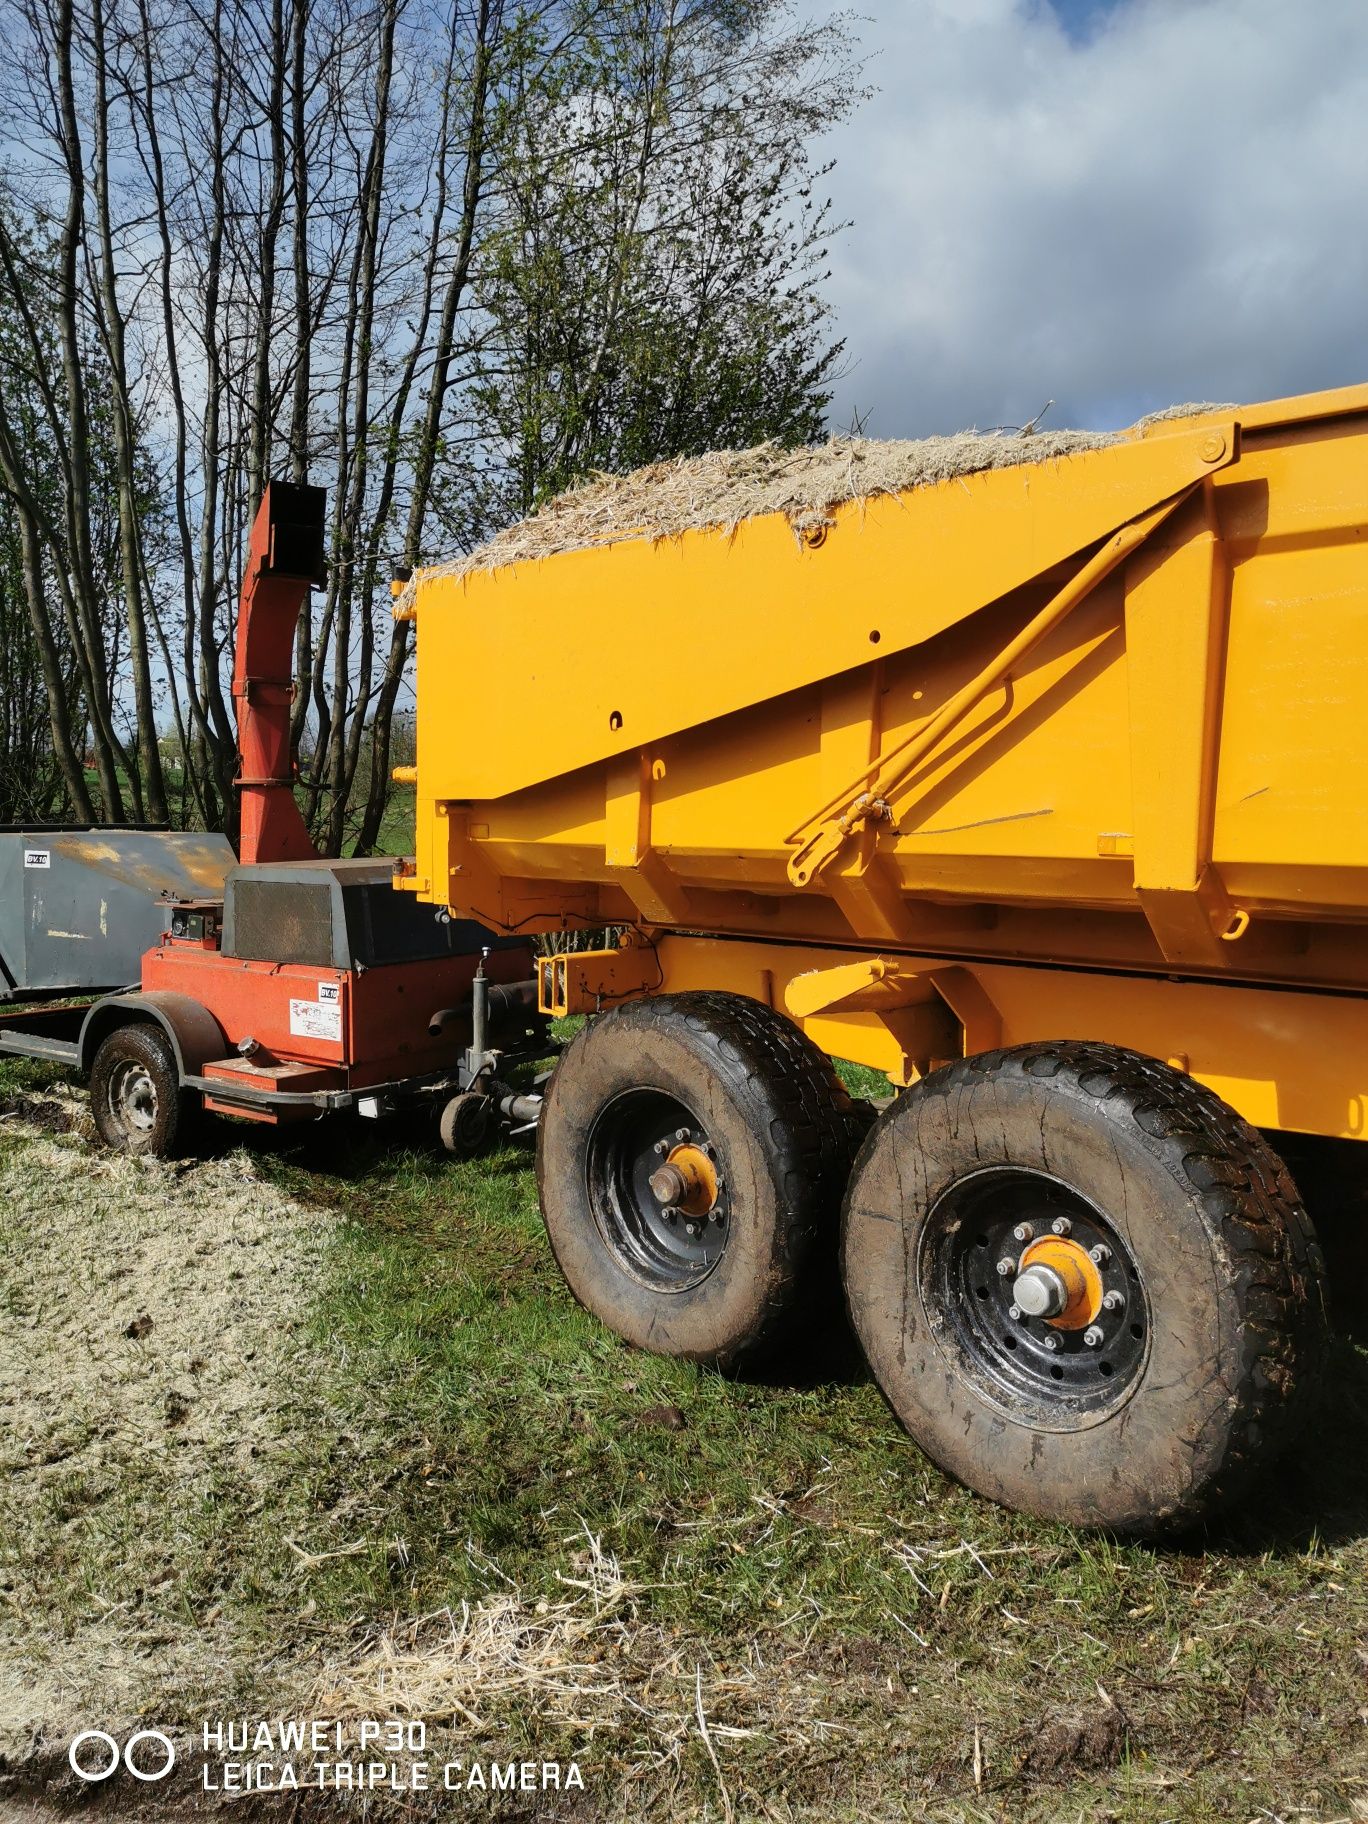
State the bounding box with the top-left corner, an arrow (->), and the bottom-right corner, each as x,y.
403,404 -> 1232,601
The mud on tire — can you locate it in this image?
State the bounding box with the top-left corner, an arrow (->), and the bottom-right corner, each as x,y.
537,991 -> 871,1367
90,1023 -> 195,1159
842,1041 -> 1330,1533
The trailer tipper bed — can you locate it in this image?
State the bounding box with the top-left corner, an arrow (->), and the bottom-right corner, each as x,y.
395,384 -> 1368,1532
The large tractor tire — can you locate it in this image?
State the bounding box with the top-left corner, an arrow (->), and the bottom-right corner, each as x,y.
537,992 -> 871,1367
90,1024 -> 197,1159
842,1042 -> 1329,1534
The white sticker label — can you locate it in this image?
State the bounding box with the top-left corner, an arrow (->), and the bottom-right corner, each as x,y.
289,996 -> 342,1042
23,850 -> 50,869
318,981 -> 340,1004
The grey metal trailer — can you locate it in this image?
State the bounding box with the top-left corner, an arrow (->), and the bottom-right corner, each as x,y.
0,827 -> 233,996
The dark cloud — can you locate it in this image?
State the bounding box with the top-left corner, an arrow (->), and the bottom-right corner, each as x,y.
821,0 -> 1368,436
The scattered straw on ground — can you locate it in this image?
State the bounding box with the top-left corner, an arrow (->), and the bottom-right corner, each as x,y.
312,1526 -> 844,1790
404,401 -> 1236,601
0,1100 -> 329,1760
312,1530 -> 641,1737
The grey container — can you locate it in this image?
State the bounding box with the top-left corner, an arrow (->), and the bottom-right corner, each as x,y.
0,828 -> 235,994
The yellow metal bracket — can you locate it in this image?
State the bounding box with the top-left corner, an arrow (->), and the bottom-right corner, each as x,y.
784,953 -> 1002,1081
604,753 -> 691,925
1124,483 -> 1250,965
538,940 -> 659,1018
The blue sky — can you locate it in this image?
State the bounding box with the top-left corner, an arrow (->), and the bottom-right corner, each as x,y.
818,0 -> 1368,436
1047,0 -> 1127,43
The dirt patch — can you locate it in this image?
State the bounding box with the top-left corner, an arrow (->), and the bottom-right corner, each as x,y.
1019,1701 -> 1129,1779
0,1120 -> 330,1764
634,1403 -> 688,1432
0,1096 -> 74,1135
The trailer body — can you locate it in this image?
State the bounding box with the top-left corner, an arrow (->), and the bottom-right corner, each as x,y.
401,384 -> 1368,1143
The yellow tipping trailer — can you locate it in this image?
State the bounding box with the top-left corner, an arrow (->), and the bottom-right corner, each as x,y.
397,383 -> 1368,1531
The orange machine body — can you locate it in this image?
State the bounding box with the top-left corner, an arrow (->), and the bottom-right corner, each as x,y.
139,948 -> 527,1086
137,857 -> 533,1121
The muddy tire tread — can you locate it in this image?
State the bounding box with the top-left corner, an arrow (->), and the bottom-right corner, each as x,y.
540,991 -> 871,1362
906,1040 -> 1329,1522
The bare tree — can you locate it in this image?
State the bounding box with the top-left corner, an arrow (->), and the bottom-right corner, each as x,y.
0,0 -> 861,850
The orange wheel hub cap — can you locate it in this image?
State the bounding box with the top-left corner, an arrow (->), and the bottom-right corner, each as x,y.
655,1142 -> 719,1217
1017,1235 -> 1104,1330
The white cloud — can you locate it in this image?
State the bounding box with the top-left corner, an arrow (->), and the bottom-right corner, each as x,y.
820,0 -> 1368,435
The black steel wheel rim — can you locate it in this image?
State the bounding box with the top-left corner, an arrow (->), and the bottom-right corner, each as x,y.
586,1089 -> 730,1292
919,1166 -> 1150,1426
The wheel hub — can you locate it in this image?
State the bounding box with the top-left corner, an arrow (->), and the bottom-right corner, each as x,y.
587,1095 -> 730,1291
647,1142 -> 719,1219
1011,1261 -> 1068,1319
110,1061 -> 158,1133
1013,1235 -> 1103,1330
922,1167 -> 1150,1423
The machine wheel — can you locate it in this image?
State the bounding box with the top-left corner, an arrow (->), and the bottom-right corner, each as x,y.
537,992 -> 871,1366
90,1024 -> 195,1159
440,1091 -> 494,1157
842,1042 -> 1329,1534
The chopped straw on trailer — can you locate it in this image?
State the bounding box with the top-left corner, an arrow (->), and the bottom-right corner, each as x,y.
401,404 -> 1234,602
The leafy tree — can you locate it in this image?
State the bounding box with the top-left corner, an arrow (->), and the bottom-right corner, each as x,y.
471,1 -> 856,518
0,203 -> 161,822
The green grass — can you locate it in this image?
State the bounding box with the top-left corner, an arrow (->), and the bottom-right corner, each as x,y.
254,1110 -> 1368,1822
366,781 -> 416,857
836,1056 -> 895,1101
4,1050 -> 1368,1820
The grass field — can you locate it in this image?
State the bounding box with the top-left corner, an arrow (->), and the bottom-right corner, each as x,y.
2,1049 -> 1367,1822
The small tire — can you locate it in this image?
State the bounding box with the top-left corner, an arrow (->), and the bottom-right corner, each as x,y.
537,991 -> 870,1366
90,1024 -> 194,1159
842,1041 -> 1329,1534
440,1091 -> 493,1157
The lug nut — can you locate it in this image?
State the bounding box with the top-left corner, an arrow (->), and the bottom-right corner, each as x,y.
663,1206 -> 678,1221
685,1222 -> 700,1237
1041,1332 -> 1061,1352
1051,1216 -> 1072,1237
654,1140 -> 669,1155
996,1257 -> 1016,1278
1083,1325 -> 1104,1348
675,1127 -> 690,1142
1102,1290 -> 1125,1312
1008,1303 -> 1023,1322
1012,1222 -> 1034,1243
1089,1244 -> 1111,1267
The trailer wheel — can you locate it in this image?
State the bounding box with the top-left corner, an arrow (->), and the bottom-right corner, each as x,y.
90,1024 -> 195,1159
439,1091 -> 493,1157
842,1042 -> 1329,1533
538,992 -> 870,1366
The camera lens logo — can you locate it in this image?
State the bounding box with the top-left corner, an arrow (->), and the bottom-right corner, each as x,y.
69,1729 -> 176,1782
